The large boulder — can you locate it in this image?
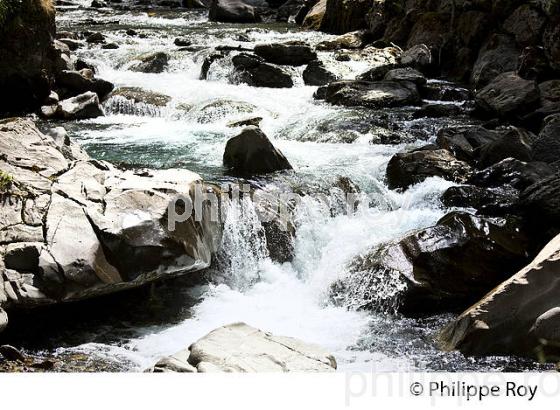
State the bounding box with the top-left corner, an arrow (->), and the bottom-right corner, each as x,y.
439,233 -> 560,359
55,70 -> 114,100
517,171 -> 560,234
130,52 -> 169,74
303,60 -> 338,86
386,149 -> 473,190
223,126 -> 293,175
436,126 -> 499,163
324,80 -> 420,109
253,42 -> 317,66
0,0 -> 60,115
532,115 -> 560,164
475,72 -> 540,119
209,0 -> 260,23
332,212 -> 531,314
319,0 -> 370,35
503,4 -> 546,47
543,18 -> 560,71
476,127 -> 535,169
470,34 -> 520,88
471,158 -> 554,191
232,53 -> 294,88
406,12 -> 449,52
42,91 -> 104,120
0,118 -> 221,327
157,323 -> 337,372
302,0 -> 326,29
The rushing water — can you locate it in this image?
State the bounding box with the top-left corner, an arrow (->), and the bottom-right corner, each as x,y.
13,6 -> 545,372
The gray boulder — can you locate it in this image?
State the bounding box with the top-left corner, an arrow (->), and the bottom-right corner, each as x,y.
232,53 -> 294,88
384,67 -> 426,86
324,80 -> 420,109
303,60 -> 338,86
223,126 -> 292,175
208,0 -> 260,23
532,115 -> 560,164
470,34 -> 520,88
43,91 -> 104,120
254,42 -> 317,66
130,52 -> 169,74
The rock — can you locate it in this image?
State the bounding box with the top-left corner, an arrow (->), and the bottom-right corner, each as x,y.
0,345 -> 25,362
471,34 -> 520,88
324,80 -> 420,109
86,32 -> 105,44
406,12 -> 449,51
109,87 -> 172,107
383,68 -> 426,86
226,116 -> 263,128
302,0 -> 325,30
200,52 -> 225,80
517,46 -> 552,83
53,92 -> 104,120
333,212 -> 531,314
320,0 -> 370,34
130,52 -> 169,74
356,63 -> 400,82
436,126 -> 499,163
517,172 -> 560,233
316,30 -> 368,51
223,126 -> 292,175
532,116 -> 560,164
232,53 -> 294,88
187,323 -> 336,372
56,70 -> 114,100
0,118 -> 221,319
503,4 -> 545,47
535,81 -> 560,119
471,158 -> 554,191
0,0 -> 59,114
475,72 -> 540,119
0,309 -> 7,333
253,42 -> 317,66
413,103 -> 463,119
152,350 -> 197,373
439,233 -> 560,358
58,38 -> 83,51
303,60 -> 338,86
477,127 -> 535,169
174,38 -> 192,47
386,149 -> 473,190
101,43 -> 119,50
208,0 -> 260,23
277,0 -> 307,22
400,44 -> 432,70
441,185 -> 519,215
543,18 -> 560,71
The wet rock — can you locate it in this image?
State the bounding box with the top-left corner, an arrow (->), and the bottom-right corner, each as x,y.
386,149 -> 473,190
400,44 -> 432,71
51,92 -> 104,120
254,42 -> 317,66
277,0 -> 307,22
130,52 -> 170,74
174,38 -> 192,47
101,43 -> 119,50
57,38 -> 83,51
56,70 -> 114,100
302,0 -> 325,30
420,82 -> 471,102
316,30 -> 368,51
436,126 -> 499,163
324,80 -> 420,109
200,52 -> 225,80
86,32 -> 105,44
517,46 -> 553,82
0,345 -> 25,362
303,60 -> 338,86
471,34 -> 520,88
471,158 -> 554,191
109,87 -> 172,107
517,172 -> 560,233
152,350 -> 197,373
383,67 -> 426,86
413,103 -> 463,119
439,233 -> 560,359
232,53 -> 294,88
209,0 -> 260,23
356,63 -> 400,82
187,323 -> 336,372
503,4 -> 545,47
475,72 -> 540,119
320,0 -> 370,34
227,116 -> 263,128
543,18 -> 560,71
223,126 -> 292,175
4,242 -> 41,272
334,212 -> 530,314
477,127 -> 535,169
532,115 -> 560,164
441,185 -> 519,215
406,12 -> 449,51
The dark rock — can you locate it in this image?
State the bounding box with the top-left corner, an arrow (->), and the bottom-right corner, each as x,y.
436,126 -> 499,163
101,43 -> 119,50
535,81 -> 560,118
517,46 -> 554,82
406,12 -> 449,51
383,67 -> 426,86
477,127 -> 535,169
471,34 -> 520,88
456,11 -> 490,49
517,172 -> 560,233
86,32 -> 105,44
333,212 -> 531,314
200,53 -> 225,80
471,158 -> 554,191
386,149 -> 472,190
413,103 -> 462,119
324,80 -> 420,109
47,92 -> 104,120
420,83 -> 471,102
130,52 -> 170,74
277,0 -> 307,23
253,42 -> 316,66
56,70 -> 114,100
543,18 -> 560,71
76,59 -> 96,73
174,38 -> 192,47
441,185 -> 519,215
532,115 -> 560,164
232,53 -> 294,88
503,4 -> 545,47
0,345 -> 26,362
319,0 -> 369,34
303,60 -> 338,86
400,44 -> 432,71
223,126 -> 293,175
357,63 -> 400,82
475,72 -> 540,119
4,243 -> 41,272
208,0 -> 260,23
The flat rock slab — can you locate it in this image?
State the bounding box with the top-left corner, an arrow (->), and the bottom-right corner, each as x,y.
187,323 -> 337,372
325,80 -> 420,109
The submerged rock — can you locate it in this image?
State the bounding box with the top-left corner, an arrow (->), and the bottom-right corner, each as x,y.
324,80 -> 420,109
303,60 -> 338,86
186,323 -> 337,372
130,52 -> 170,74
386,149 -> 472,190
333,212 -> 531,314
223,126 -> 292,175
254,42 -> 317,66
0,119 -> 221,327
439,233 -> 560,359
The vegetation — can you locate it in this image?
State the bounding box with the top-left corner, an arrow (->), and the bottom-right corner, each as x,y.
0,170 -> 14,193
0,0 -> 23,27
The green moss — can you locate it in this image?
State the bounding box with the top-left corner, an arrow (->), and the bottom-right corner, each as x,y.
0,170 -> 14,193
